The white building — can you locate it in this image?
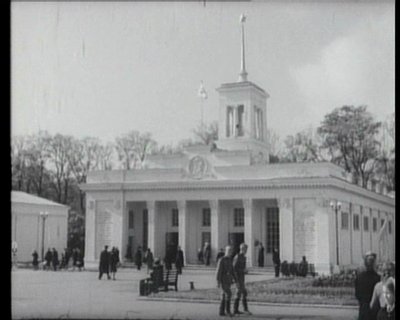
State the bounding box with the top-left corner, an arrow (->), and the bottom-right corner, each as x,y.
11,191 -> 69,263
80,16 -> 395,274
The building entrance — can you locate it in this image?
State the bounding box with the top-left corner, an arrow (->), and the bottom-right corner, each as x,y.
165,232 -> 178,262
228,232 -> 244,256
265,207 -> 280,266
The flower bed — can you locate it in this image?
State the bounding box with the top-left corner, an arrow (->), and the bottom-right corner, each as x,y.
153,277 -> 358,306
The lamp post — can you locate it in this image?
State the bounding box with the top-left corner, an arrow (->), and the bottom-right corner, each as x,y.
330,201 -> 341,267
40,211 -> 49,261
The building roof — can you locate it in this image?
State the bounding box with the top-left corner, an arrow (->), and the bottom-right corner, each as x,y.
11,191 -> 68,208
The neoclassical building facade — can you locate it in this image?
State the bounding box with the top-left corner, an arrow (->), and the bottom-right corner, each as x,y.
80,17 -> 395,274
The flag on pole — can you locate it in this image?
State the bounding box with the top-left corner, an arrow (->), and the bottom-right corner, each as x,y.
198,81 -> 208,99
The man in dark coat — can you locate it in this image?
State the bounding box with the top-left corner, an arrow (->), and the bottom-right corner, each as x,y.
298,256 -> 308,277
272,248 -> 280,277
45,248 -> 52,271
32,250 -> 39,270
135,246 -> 143,271
145,248 -> 154,274
233,243 -> 252,315
110,247 -> 120,280
355,251 -> 380,320
216,245 -> 236,316
98,245 -> 111,280
216,248 -> 225,263
203,242 -> 211,266
258,243 -> 265,267
52,248 -> 59,271
175,246 -> 184,275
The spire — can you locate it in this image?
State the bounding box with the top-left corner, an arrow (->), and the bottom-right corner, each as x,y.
238,14 -> 248,82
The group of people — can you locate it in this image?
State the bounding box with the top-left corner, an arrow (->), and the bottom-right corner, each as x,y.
32,247 -> 84,271
280,256 -> 309,277
197,242 -> 211,266
98,246 -> 120,280
216,244 -> 252,316
355,251 -> 395,320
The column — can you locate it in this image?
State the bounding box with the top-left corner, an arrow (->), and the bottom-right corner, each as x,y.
112,194 -> 125,257
243,198 -> 255,267
278,197 -> 294,262
315,198 -> 332,275
210,200 -> 222,260
84,197 -> 96,266
147,201 -> 158,257
177,200 -> 188,261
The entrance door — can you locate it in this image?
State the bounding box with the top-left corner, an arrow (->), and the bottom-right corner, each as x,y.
165,232 -> 179,261
265,207 -> 280,266
228,233 -> 244,257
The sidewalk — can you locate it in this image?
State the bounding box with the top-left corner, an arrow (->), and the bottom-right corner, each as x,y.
11,268 -> 358,319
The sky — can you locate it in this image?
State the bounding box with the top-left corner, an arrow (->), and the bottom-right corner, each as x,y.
11,1 -> 395,147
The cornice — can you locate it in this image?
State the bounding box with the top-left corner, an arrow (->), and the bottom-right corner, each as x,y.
80,176 -> 394,207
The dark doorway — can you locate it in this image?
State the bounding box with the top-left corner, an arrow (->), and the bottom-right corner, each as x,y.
265,207 -> 280,266
228,232 -> 244,257
165,232 -> 179,261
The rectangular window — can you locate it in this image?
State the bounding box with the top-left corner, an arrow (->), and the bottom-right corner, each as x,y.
266,207 -> 280,254
363,216 -> 369,232
373,218 -> 377,232
341,212 -> 349,229
128,210 -> 134,229
172,209 -> 179,227
388,221 -> 392,234
202,208 -> 211,227
353,214 -> 360,231
234,208 -> 244,227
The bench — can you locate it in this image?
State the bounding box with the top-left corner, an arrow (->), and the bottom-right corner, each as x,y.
159,268 -> 179,292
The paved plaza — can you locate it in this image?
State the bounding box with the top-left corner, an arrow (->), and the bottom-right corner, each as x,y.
12,268 -> 358,319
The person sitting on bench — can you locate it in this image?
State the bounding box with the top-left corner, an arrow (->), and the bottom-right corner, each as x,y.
147,258 -> 164,293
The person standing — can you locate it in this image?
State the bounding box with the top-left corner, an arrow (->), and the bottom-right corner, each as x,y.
355,251 -> 381,320
376,279 -> 395,320
203,242 -> 211,266
298,256 -> 308,277
135,246 -> 143,271
110,247 -> 120,280
233,243 -> 252,315
44,248 -> 52,271
216,248 -> 225,263
258,243 -> 265,267
164,246 -> 173,271
370,262 -> 396,319
216,245 -> 236,317
32,250 -> 39,270
145,248 -> 154,274
64,248 -> 70,269
175,246 -> 184,275
272,248 -> 280,277
51,248 -> 59,271
98,245 -> 111,280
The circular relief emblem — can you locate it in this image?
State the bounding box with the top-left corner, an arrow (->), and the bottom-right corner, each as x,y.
188,155 -> 207,179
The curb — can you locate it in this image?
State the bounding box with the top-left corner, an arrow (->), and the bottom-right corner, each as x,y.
136,297 -> 358,310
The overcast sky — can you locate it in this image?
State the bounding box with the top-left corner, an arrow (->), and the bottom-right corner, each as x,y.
11,1 -> 394,147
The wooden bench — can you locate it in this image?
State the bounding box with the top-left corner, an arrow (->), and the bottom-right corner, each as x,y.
159,268 -> 179,292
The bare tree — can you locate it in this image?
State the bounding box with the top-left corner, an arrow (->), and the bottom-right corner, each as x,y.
192,121 -> 218,145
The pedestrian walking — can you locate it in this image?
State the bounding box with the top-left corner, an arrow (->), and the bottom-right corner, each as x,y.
355,251 -> 380,320
370,262 -> 396,319
233,243 -> 252,315
376,279 -> 395,320
98,245 -> 111,280
32,250 -> 39,270
110,247 -> 120,280
135,246 -> 143,271
272,248 -> 280,277
258,243 -> 265,267
145,248 -> 154,274
203,242 -> 211,266
44,248 -> 52,271
216,245 -> 236,317
175,246 -> 184,275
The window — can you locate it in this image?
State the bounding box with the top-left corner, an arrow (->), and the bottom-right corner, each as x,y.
266,208 -> 279,254
128,210 -> 134,229
388,221 -> 392,234
237,105 -> 244,137
172,209 -> 179,227
373,218 -> 377,232
234,208 -> 244,227
363,216 -> 369,232
226,106 -> 234,138
381,219 -> 385,228
341,212 -> 349,229
202,208 -> 211,227
353,214 -> 360,231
